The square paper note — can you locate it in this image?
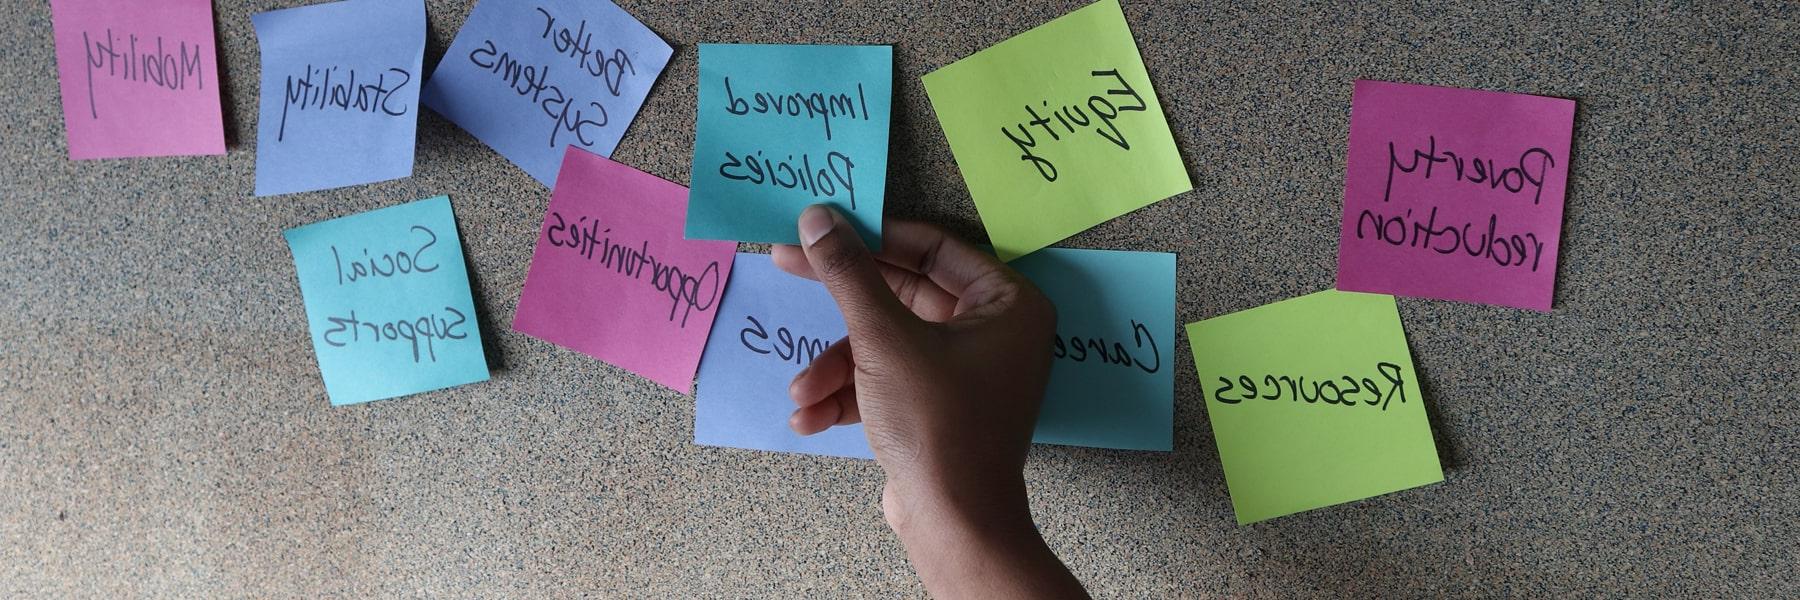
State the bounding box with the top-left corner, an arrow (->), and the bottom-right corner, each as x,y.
686,44 -> 892,248
923,0 -> 1190,260
252,0 -> 425,196
423,0 -> 674,186
284,196 -> 489,405
49,0 -> 225,159
513,147 -> 738,393
1186,290 -> 1442,524
1337,80 -> 1575,311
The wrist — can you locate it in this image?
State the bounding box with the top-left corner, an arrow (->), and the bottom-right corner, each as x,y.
882,471 -> 1035,548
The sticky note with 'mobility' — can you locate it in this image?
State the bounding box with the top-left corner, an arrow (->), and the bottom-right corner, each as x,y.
923,0 -> 1190,261
284,196 -> 489,406
252,0 -> 425,196
686,44 -> 892,249
49,0 -> 225,160
1186,290 -> 1442,525
513,147 -> 737,394
1337,80 -> 1575,311
423,0 -> 673,187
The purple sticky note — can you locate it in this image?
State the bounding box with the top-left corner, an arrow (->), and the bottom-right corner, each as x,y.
512,147 -> 738,393
49,0 -> 225,160
1337,80 -> 1574,311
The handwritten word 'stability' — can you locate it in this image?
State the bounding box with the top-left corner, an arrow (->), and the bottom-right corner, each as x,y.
513,148 -> 736,394
686,44 -> 892,248
285,196 -> 489,406
252,0 -> 425,196
50,0 -> 224,159
1187,290 -> 1442,524
424,0 -> 672,186
1337,80 -> 1575,311
923,0 -> 1189,261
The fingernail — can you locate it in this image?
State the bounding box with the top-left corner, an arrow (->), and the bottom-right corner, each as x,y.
799,205 -> 834,247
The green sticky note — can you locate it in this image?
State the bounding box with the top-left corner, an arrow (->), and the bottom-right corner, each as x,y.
922,0 -> 1190,261
1185,290 -> 1443,524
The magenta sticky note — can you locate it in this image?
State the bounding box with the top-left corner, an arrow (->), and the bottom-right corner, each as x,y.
49,0 -> 225,160
513,148 -> 739,393
1336,80 -> 1574,311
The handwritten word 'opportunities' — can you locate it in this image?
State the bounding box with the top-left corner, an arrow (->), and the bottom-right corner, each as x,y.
512,148 -> 736,394
686,44 -> 892,248
1003,70 -> 1147,182
284,196 -> 489,406
423,0 -> 671,186
1337,80 -> 1575,311
50,0 -> 225,159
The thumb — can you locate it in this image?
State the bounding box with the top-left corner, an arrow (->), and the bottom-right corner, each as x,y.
798,204 -> 914,347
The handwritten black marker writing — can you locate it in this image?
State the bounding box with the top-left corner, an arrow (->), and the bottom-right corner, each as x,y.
1385,135 -> 1556,205
738,315 -> 831,365
331,225 -> 440,285
1052,319 -> 1160,374
718,149 -> 857,209
1001,69 -> 1147,182
278,65 -> 412,142
321,307 -> 470,363
462,5 -> 636,150
1212,362 -> 1408,411
81,29 -> 205,119
534,6 -> 635,95
1356,206 -> 1547,271
724,77 -> 870,141
545,211 -> 722,327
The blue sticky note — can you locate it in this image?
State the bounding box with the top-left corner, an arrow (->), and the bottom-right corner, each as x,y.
283,196 -> 490,405
1013,247 -> 1175,451
687,44 -> 892,248
694,253 -> 869,459
422,0 -> 673,187
252,0 -> 425,196
693,248 -> 1175,458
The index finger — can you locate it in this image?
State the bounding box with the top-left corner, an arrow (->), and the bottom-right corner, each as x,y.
773,220 -> 1004,298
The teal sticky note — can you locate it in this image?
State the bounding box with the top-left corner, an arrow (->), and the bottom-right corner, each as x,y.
283,196 -> 490,405
686,44 -> 892,248
1013,247 -> 1176,451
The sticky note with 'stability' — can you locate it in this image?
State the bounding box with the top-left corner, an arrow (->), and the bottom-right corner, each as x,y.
1186,290 -> 1443,525
284,196 -> 489,406
923,0 -> 1190,261
513,147 -> 737,394
1337,80 -> 1575,311
49,0 -> 225,159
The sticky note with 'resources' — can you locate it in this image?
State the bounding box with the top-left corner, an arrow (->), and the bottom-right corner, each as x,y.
1337,80 -> 1575,311
252,0 -> 425,196
284,196 -> 489,405
922,0 -> 1190,261
423,0 -> 673,187
694,249 -> 1176,458
49,0 -> 224,160
513,147 -> 738,394
686,44 -> 892,249
1186,290 -> 1442,525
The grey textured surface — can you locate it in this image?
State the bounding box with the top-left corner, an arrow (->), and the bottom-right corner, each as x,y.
2,0 -> 1796,597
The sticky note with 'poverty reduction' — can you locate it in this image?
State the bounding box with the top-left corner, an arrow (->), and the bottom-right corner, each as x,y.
423,0 -> 673,187
1337,80 -> 1575,311
686,44 -> 892,248
513,147 -> 738,393
284,196 -> 489,405
49,0 -> 225,159
1186,290 -> 1442,525
252,0 -> 425,196
694,249 -> 1177,458
923,0 -> 1190,261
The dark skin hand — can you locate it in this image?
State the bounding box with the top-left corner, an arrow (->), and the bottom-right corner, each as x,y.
772,204 -> 1090,599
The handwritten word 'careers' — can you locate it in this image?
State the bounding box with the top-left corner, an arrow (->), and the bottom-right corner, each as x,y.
1053,319 -> 1161,374
543,211 -> 723,327
466,6 -> 636,148
80,29 -> 205,119
1003,69 -> 1147,182
716,77 -> 872,208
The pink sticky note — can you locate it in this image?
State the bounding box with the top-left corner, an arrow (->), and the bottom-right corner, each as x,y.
513,148 -> 739,393
1337,80 -> 1574,311
49,0 -> 226,160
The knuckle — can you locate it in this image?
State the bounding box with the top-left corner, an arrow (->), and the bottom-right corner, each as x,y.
814,237 -> 864,280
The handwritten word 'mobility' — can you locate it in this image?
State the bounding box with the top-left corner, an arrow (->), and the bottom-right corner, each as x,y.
278,64 -> 412,142
545,211 -> 723,327
80,29 -> 206,119
1002,69 -> 1147,182
463,5 -> 637,149
1211,362 -> 1409,411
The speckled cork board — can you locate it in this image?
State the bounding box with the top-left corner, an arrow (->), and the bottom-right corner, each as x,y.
2,1 -> 1795,597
